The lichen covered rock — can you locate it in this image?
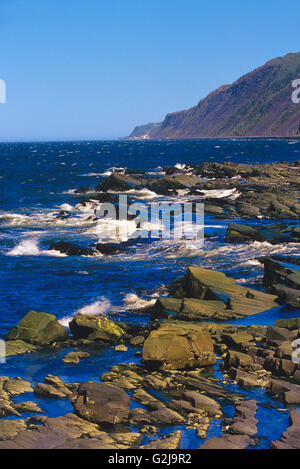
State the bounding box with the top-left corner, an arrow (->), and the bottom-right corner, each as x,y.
143,323 -> 216,370
6,311 -> 68,346
69,315 -> 125,342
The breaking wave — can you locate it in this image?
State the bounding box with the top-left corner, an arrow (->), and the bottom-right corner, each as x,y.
7,239 -> 67,257
59,297 -> 112,328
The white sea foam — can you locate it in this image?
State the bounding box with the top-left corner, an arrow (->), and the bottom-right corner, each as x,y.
8,239 -> 41,256
123,293 -> 156,309
59,203 -> 74,211
84,218 -> 138,242
7,239 -> 67,257
74,297 -> 111,316
59,297 -> 112,328
175,163 -> 186,170
0,210 -> 97,229
108,188 -> 160,200
200,188 -> 241,200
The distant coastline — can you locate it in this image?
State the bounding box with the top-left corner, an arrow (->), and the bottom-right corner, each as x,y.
126,52 -> 300,141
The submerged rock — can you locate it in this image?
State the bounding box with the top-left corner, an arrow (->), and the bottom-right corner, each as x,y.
114,344 -> 128,352
62,351 -> 91,365
6,311 -> 68,346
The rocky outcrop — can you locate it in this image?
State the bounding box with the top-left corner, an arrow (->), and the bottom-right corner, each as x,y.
0,413 -> 141,449
200,400 -> 257,449
49,240 -> 129,256
6,311 -> 68,346
72,382 -> 131,425
153,267 -> 278,322
275,318 -> 300,330
62,351 -> 90,365
143,322 -> 216,370
226,223 -> 265,243
69,315 -> 125,342
0,377 -> 36,418
140,431 -> 182,449
34,375 -> 74,399
5,340 -> 37,357
97,173 -> 146,192
264,257 -> 300,295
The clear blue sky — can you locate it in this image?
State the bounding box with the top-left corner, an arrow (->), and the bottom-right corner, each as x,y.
0,0 -> 299,141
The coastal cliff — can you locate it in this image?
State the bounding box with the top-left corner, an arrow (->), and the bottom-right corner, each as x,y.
127,52 -> 300,139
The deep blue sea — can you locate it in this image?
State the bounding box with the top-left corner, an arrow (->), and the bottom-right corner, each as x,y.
1,138 -> 300,448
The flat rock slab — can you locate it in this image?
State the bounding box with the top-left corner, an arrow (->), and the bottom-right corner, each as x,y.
183,267 -> 278,318
0,413 -> 141,449
72,382 -> 131,424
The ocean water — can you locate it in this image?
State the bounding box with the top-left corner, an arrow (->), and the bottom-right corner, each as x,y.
1,138 -> 300,335
1,138 -> 300,448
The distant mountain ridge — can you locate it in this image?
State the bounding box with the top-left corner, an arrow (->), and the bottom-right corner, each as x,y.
126,52 -> 300,139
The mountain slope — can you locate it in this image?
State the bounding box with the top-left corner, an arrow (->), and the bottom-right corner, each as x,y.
127,52 -> 300,139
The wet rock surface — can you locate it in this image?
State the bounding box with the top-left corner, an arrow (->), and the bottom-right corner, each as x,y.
72,382 -> 131,425
152,266 -> 278,322
2,160 -> 300,449
6,311 -> 68,346
143,324 -> 216,370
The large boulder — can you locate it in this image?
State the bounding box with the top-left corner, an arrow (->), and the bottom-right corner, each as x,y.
72,382 -> 130,425
143,323 -> 216,370
69,315 -> 125,342
6,311 -> 68,346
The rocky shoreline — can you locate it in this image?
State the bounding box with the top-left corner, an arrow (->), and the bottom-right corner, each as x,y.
1,160 -> 300,449
1,258 -> 300,449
